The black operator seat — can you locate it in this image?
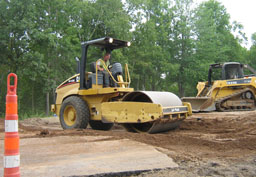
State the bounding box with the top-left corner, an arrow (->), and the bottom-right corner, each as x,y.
90,62 -> 96,73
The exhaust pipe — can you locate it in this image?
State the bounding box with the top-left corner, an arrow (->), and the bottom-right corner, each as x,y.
75,57 -> 80,74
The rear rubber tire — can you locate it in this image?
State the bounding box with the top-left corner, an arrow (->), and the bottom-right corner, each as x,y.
89,120 -> 113,131
60,96 -> 90,129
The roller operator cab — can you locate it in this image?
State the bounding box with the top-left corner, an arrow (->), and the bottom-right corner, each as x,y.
51,37 -> 192,133
182,62 -> 256,112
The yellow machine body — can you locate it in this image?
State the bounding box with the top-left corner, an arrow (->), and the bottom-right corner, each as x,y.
51,73 -> 134,122
51,71 -> 192,133
182,62 -> 256,112
51,37 -> 192,133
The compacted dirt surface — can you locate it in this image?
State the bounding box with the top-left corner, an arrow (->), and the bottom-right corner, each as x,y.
0,111 -> 256,176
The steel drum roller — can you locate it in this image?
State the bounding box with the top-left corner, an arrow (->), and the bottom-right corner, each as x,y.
122,91 -> 184,133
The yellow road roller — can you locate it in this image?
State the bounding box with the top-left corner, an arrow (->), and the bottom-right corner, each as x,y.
51,37 -> 192,133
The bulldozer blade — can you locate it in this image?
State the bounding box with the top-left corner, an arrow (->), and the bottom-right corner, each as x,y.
181,97 -> 216,112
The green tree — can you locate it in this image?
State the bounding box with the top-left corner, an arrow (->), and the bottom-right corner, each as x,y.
248,33 -> 256,69
127,0 -> 173,91
0,0 -> 249,117
0,0 -> 42,115
167,0 -> 195,97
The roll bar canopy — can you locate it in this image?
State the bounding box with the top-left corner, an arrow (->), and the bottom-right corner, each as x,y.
208,62 -> 243,85
79,37 -> 131,90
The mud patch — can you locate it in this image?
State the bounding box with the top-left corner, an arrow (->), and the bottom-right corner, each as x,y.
1,111 -> 256,176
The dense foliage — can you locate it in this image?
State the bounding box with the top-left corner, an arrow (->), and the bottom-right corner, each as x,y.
0,0 -> 255,117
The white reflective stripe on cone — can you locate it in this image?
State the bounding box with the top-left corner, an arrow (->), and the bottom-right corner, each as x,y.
4,155 -> 20,168
5,120 -> 18,132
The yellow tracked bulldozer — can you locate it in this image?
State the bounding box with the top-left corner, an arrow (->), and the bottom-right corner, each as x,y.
182,62 -> 256,112
51,37 -> 192,133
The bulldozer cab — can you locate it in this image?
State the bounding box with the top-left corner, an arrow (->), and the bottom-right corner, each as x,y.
208,62 -> 244,85
79,37 -> 131,90
223,63 -> 244,80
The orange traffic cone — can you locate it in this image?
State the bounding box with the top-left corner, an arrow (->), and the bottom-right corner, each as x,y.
4,73 -> 20,177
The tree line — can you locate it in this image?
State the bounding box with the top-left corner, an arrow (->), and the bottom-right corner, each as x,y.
0,0 -> 256,118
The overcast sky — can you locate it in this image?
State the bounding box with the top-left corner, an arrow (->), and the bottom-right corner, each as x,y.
194,0 -> 256,48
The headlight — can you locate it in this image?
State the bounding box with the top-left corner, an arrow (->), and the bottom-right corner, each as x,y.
109,38 -> 113,43
127,41 -> 131,46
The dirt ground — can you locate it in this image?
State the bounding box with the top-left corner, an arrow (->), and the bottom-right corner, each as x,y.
1,111 -> 256,176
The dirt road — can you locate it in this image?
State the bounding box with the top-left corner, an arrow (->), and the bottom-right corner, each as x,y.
0,111 -> 256,176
